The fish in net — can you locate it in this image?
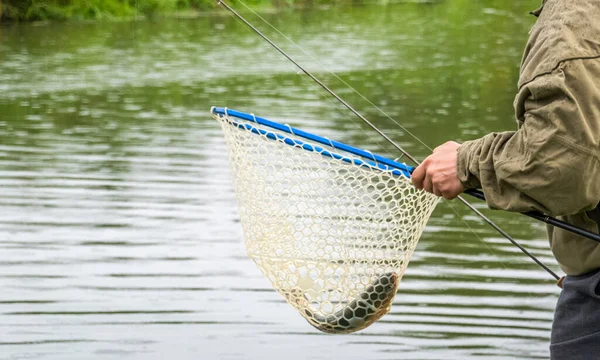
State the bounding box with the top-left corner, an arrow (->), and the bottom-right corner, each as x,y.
212,107 -> 439,334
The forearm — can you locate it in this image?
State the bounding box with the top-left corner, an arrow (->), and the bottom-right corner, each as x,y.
457,132 -> 593,215
457,61 -> 600,216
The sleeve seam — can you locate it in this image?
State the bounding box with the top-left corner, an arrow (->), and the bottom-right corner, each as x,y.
518,54 -> 600,92
552,134 -> 600,161
491,134 -> 600,171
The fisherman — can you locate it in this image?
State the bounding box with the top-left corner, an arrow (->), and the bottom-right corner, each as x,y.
411,0 -> 600,358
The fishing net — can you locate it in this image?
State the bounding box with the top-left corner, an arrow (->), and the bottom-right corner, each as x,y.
212,107 -> 439,334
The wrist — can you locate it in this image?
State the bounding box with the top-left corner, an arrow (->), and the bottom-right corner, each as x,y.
456,140 -> 482,190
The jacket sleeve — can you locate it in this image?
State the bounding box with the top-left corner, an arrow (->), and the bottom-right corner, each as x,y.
456,58 -> 600,216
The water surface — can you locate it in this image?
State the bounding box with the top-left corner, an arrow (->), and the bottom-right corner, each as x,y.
0,2 -> 560,359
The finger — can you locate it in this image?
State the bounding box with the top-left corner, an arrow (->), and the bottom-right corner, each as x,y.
432,175 -> 444,197
411,163 -> 426,189
441,183 -> 462,200
423,173 -> 434,194
441,190 -> 454,200
433,142 -> 449,153
433,141 -> 458,153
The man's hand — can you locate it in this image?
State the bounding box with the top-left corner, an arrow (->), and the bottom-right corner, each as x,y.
411,141 -> 464,199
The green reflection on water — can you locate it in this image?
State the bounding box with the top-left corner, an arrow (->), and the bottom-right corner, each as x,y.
0,1 -> 558,359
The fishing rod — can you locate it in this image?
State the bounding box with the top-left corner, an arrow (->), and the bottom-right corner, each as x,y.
216,0 -> 571,280
465,188 -> 600,243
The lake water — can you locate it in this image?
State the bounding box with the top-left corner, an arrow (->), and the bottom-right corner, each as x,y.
0,1 -> 561,359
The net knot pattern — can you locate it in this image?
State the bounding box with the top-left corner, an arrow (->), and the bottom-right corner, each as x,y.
214,110 -> 439,334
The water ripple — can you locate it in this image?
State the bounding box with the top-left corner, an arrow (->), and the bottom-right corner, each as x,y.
0,3 -> 558,360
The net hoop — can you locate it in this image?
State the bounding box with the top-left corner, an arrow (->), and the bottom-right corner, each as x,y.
211,107 -> 413,178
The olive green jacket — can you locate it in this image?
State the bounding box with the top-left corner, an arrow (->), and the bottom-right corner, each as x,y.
456,0 -> 600,275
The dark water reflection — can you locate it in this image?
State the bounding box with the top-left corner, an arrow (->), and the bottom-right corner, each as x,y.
1,1 -> 559,359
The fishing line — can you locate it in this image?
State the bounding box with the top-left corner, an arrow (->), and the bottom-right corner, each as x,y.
230,1 -> 566,280
216,0 -> 560,280
236,0 -> 433,153
230,0 -> 536,280
239,24 -> 526,282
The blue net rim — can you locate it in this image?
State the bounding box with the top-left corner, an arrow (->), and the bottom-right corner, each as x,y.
211,107 -> 415,178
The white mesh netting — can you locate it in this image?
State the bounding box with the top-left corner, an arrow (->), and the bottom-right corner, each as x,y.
214,110 -> 439,334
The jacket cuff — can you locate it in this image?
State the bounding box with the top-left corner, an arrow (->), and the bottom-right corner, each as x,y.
457,140 -> 482,190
